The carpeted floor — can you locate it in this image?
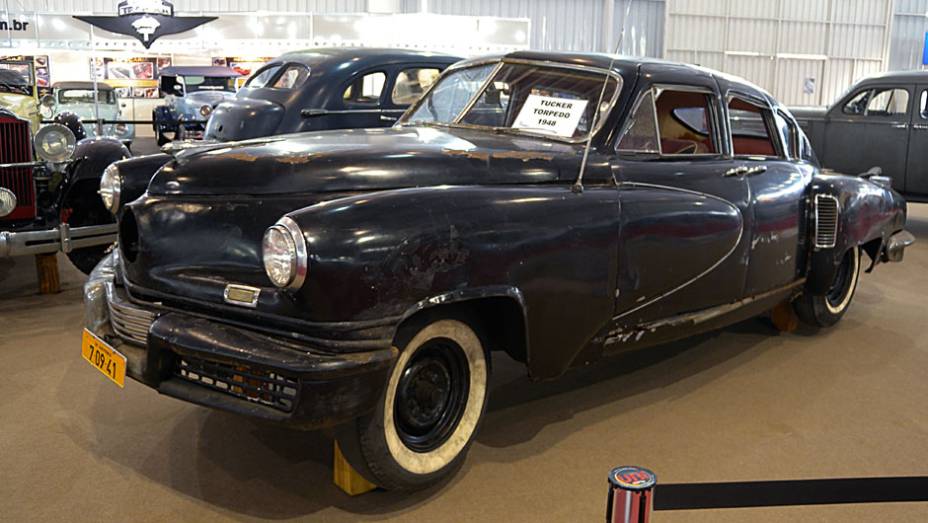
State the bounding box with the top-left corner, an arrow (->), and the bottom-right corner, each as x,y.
1,193 -> 926,521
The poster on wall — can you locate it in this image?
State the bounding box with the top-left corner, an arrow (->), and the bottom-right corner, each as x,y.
212,57 -> 273,78
1,55 -> 52,97
90,56 -> 172,98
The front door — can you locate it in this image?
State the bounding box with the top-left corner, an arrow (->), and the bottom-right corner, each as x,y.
823,85 -> 913,184
906,85 -> 928,196
613,77 -> 753,326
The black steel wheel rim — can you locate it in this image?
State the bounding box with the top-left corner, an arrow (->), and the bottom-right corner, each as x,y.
826,251 -> 854,307
394,338 -> 470,453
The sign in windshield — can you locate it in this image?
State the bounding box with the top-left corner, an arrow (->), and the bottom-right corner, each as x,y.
402,61 -> 621,141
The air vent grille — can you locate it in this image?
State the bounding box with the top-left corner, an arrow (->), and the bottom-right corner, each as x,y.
814,194 -> 839,248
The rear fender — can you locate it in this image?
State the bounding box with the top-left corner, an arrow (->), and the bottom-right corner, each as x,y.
806,174 -> 906,293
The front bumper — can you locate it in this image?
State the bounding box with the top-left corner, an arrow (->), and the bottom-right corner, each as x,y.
882,230 -> 915,263
0,222 -> 117,258
83,253 -> 396,429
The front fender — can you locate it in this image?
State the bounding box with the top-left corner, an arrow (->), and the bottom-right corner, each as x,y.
68,137 -> 131,184
806,173 -> 906,293
110,153 -> 173,212
287,185 -> 621,379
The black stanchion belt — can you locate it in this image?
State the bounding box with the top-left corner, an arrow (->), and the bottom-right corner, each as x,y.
654,477 -> 928,510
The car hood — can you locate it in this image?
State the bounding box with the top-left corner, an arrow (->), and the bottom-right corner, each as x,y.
150,126 -> 583,196
185,90 -> 236,108
0,93 -> 40,132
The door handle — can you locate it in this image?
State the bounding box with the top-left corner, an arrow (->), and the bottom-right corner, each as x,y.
379,114 -> 398,122
724,166 -> 749,177
891,123 -> 909,130
913,123 -> 928,131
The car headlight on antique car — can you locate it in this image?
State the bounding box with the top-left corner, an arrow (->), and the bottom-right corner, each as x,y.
262,217 -> 308,290
0,188 -> 17,218
34,123 -> 77,163
99,163 -> 122,214
199,104 -> 213,118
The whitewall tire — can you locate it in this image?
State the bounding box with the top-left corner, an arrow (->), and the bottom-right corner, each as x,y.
339,318 -> 489,490
795,248 -> 861,327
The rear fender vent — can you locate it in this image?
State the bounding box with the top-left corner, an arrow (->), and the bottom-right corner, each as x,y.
814,194 -> 839,249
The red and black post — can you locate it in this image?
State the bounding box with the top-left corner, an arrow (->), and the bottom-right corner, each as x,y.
606,466 -> 657,523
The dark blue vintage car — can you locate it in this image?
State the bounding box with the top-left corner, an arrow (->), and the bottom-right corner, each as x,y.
204,48 -> 461,141
152,66 -> 241,145
84,51 -> 912,491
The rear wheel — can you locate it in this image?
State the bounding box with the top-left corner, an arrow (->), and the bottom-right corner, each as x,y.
337,318 -> 489,490
794,247 -> 861,327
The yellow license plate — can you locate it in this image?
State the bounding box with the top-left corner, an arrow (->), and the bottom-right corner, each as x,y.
81,329 -> 127,388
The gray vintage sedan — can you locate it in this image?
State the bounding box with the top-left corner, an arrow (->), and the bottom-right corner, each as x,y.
792,70 -> 928,202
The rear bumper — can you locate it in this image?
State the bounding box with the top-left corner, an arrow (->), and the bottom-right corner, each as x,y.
882,230 -> 915,263
0,222 -> 116,258
83,252 -> 396,429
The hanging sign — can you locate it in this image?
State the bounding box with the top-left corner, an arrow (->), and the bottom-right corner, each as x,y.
74,1 -> 216,49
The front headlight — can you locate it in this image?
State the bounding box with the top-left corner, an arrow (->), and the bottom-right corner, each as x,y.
99,163 -> 122,214
34,123 -> 76,163
0,188 -> 17,218
199,104 -> 212,117
262,216 -> 308,290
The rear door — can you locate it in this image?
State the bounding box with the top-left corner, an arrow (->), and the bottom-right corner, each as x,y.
723,89 -> 811,294
335,69 -> 389,129
906,85 -> 928,196
823,84 -> 912,182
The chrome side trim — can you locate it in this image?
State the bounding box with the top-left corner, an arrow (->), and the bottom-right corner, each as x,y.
612,181 -> 746,321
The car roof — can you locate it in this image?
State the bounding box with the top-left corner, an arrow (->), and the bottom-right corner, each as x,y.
856,69 -> 928,83
159,66 -> 242,77
264,47 -> 462,73
53,81 -> 114,91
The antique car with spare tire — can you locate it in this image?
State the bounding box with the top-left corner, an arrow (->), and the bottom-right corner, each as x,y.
81,51 -> 913,490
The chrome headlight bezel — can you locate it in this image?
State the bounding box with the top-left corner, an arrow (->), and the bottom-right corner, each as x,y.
262,216 -> 308,290
34,123 -> 77,163
0,187 -> 17,218
99,163 -> 122,214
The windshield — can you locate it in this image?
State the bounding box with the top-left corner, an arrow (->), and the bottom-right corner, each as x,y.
401,61 -> 621,141
58,89 -> 116,105
0,63 -> 33,96
180,75 -> 237,93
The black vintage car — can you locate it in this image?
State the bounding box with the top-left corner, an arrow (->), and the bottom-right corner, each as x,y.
791,70 -> 928,201
82,52 -> 912,490
204,48 -> 461,141
1,108 -> 129,274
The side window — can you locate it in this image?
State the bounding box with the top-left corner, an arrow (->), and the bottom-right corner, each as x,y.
271,65 -> 310,89
391,67 -> 441,105
343,71 -> 386,106
843,90 -> 870,115
655,90 -> 718,155
617,90 -> 660,153
728,97 -> 780,157
246,65 -> 281,88
865,88 -> 909,117
618,88 -> 718,156
774,111 -> 797,159
921,90 -> 928,120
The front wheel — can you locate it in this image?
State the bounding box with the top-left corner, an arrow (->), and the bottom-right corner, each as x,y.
337,318 -> 489,490
794,247 -> 861,327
